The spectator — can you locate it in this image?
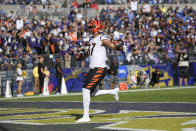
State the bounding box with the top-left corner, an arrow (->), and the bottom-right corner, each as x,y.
109,59 -> 119,89
44,65 -> 50,86
76,10 -> 83,21
7,10 -> 15,19
160,5 -> 167,13
142,73 -> 150,88
166,40 -> 175,63
72,0 -> 79,8
32,5 -> 38,13
64,52 -> 71,68
62,0 -> 67,8
33,64 -> 39,94
177,51 -> 189,86
0,3 -> 195,70
83,0 -> 91,8
128,10 -> 135,22
38,56 -> 45,95
129,0 -> 138,15
16,16 -> 24,30
149,68 -> 161,88
136,70 -> 150,88
55,57 -> 63,94
142,1 -> 151,15
16,63 -> 23,97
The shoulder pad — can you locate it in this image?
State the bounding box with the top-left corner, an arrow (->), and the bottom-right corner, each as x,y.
100,34 -> 111,41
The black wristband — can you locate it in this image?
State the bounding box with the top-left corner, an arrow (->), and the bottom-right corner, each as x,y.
116,45 -> 122,51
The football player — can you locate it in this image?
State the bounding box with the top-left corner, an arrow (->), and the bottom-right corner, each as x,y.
76,19 -> 125,123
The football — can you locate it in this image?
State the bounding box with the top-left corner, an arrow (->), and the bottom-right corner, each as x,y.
74,53 -> 84,61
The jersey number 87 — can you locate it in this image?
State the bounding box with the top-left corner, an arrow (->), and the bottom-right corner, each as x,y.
88,43 -> 96,56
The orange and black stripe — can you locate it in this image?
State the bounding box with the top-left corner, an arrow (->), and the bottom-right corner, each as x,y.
84,67 -> 107,91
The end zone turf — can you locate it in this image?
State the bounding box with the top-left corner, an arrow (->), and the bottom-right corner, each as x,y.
0,86 -> 196,103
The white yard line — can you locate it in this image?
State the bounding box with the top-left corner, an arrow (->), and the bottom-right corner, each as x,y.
0,93 -> 82,101
96,121 -> 167,131
0,86 -> 195,101
120,86 -> 196,92
1,101 -> 196,104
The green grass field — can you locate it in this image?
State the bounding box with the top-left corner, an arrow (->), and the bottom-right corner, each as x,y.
1,87 -> 196,103
0,87 -> 196,131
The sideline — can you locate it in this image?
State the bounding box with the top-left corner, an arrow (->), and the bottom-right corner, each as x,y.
120,86 -> 196,92
0,86 -> 195,101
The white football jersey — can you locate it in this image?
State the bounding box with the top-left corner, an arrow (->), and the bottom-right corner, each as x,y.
88,34 -> 110,68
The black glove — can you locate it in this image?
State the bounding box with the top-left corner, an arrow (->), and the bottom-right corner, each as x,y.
116,44 -> 127,53
74,49 -> 87,61
116,44 -> 123,51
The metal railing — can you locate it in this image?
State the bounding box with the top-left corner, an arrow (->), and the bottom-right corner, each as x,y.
1,51 -> 196,71
15,7 -> 97,18
0,53 -> 195,96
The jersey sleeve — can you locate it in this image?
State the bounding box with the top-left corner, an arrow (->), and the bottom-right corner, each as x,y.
100,34 -> 111,41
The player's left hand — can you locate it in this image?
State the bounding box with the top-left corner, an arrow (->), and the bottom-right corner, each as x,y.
74,52 -> 84,61
74,50 -> 86,61
116,43 -> 127,54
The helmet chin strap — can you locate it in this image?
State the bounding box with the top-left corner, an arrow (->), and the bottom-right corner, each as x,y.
92,31 -> 100,38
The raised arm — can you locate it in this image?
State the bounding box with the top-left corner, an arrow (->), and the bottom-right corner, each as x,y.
102,39 -> 116,49
102,39 -> 123,51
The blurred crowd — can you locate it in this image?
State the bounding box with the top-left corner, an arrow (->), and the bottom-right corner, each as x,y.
101,3 -> 196,65
0,0 -> 195,71
0,0 -> 195,5
0,0 -> 51,5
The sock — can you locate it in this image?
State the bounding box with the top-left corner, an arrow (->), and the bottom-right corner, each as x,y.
94,89 -> 116,96
82,88 -> 91,118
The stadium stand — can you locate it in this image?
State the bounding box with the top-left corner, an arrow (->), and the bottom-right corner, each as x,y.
0,0 -> 195,96
0,0 -> 195,70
